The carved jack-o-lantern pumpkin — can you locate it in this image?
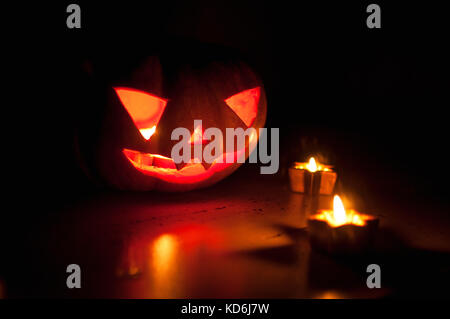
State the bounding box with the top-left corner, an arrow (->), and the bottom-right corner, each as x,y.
77,47 -> 267,191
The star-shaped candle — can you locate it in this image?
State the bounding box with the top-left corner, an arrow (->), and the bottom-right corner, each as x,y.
308,195 -> 379,254
288,157 -> 337,195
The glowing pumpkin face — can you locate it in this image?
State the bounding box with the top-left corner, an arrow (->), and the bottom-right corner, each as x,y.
79,51 -> 267,191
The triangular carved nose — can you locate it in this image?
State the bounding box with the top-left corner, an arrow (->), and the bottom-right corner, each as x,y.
189,122 -> 208,145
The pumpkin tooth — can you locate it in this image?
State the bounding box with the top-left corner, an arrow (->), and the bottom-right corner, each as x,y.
179,162 -> 207,175
175,161 -> 189,171
201,161 -> 213,171
175,158 -> 202,171
122,149 -> 153,169
151,155 -> 177,169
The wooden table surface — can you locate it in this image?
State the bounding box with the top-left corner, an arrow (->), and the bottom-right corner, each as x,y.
2,166 -> 450,298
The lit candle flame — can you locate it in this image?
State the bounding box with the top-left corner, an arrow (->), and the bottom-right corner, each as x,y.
314,195 -> 366,226
333,195 -> 347,226
292,157 -> 333,172
306,157 -> 318,172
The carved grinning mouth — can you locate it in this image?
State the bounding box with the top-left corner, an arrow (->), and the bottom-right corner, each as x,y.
122,131 -> 257,184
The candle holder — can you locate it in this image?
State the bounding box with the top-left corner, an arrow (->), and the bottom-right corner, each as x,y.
308,211 -> 379,255
307,195 -> 379,255
288,158 -> 337,195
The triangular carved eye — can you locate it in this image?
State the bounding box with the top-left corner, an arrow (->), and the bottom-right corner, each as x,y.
224,87 -> 260,127
114,87 -> 168,140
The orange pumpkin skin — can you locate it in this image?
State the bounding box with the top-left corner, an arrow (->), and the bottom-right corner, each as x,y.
77,49 -> 267,191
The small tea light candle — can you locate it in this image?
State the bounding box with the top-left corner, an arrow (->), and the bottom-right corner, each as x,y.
288,157 -> 337,195
308,195 -> 379,254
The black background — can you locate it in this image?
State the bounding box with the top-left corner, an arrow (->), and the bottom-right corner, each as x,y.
11,0 -> 447,204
